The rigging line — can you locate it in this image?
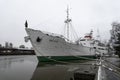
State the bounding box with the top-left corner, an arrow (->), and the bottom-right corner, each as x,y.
69,23 -> 78,39
60,24 -> 65,36
102,64 -> 120,77
63,23 -> 67,38
103,59 -> 120,71
71,29 -> 77,41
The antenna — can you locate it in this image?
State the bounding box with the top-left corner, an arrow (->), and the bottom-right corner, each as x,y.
90,29 -> 93,35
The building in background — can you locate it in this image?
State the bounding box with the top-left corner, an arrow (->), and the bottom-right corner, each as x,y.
5,42 -> 9,48
5,42 -> 13,48
19,45 -> 25,49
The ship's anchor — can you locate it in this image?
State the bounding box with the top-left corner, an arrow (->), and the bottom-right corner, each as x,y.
36,37 -> 42,42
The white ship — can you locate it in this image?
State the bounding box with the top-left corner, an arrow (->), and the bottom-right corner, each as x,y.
24,8 -> 97,62
80,30 -> 108,56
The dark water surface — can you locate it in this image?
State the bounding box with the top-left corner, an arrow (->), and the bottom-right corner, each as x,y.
0,56 -> 38,80
0,55 -> 120,80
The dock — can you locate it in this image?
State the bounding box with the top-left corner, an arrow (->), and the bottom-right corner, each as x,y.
0,47 -> 35,55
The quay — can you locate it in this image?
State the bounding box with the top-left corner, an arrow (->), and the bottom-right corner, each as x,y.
0,47 -> 35,55
31,56 -> 120,80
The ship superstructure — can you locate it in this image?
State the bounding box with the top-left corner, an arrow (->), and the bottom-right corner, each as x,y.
80,30 -> 108,55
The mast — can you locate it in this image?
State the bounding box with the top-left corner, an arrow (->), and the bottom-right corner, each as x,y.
96,29 -> 101,41
64,6 -> 72,39
90,29 -> 93,39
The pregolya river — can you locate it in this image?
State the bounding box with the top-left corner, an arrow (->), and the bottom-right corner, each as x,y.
0,55 -> 120,80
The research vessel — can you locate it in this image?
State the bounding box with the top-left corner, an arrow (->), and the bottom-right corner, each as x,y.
24,8 -> 96,62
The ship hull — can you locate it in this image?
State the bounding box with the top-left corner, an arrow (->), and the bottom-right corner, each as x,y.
25,28 -> 97,62
37,55 -> 96,62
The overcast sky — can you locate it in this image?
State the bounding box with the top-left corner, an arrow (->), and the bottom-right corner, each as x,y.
0,0 -> 120,47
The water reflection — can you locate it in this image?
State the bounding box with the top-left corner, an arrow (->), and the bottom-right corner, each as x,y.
0,56 -> 38,80
31,61 -> 97,80
0,56 -> 119,80
31,57 -> 120,80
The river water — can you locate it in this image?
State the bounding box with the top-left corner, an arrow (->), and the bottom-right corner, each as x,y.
0,56 -> 38,80
0,55 -> 119,80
